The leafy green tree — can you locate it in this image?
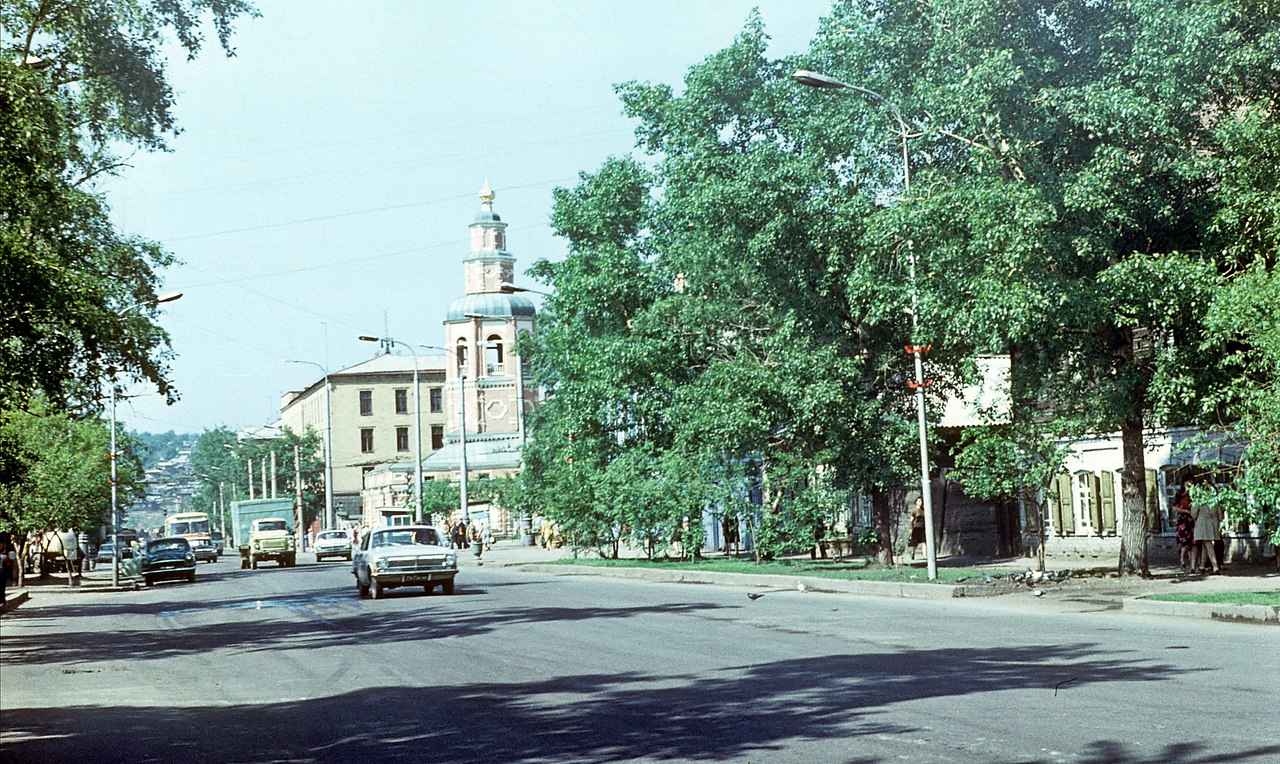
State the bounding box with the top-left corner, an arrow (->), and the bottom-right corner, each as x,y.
954,421 -> 1075,571
189,427 -> 323,534
420,479 -> 460,527
0,399 -> 142,583
795,0 -> 1280,575
1203,265 -> 1280,561
1,0 -> 256,411
525,19 -> 935,565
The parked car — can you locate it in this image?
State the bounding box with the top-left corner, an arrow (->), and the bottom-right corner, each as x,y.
94,542 -> 136,568
190,537 -> 218,563
353,526 -> 457,599
140,537 -> 196,586
210,531 -> 225,555
314,529 -> 353,562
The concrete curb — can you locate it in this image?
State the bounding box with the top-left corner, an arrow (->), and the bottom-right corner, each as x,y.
513,563 -> 1012,600
1123,596 -> 1280,625
1,579 -> 141,607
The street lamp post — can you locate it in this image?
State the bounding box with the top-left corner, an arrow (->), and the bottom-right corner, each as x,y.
358,336 -> 423,523
110,292 -> 182,587
421,343 -> 472,546
287,360 -> 336,529
793,69 -> 938,580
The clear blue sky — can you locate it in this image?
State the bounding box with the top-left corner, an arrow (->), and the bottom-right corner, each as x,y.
102,1 -> 832,435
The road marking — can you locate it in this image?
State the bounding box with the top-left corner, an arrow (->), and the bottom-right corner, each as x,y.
156,595 -> 350,618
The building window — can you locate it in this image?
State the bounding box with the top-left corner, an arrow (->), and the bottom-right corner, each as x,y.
359,390 -> 373,416
456,340 -> 468,373
360,428 -> 374,453
395,388 -> 408,414
484,334 -> 504,375
431,425 -> 444,451
396,426 -> 409,452
1074,471 -> 1093,531
429,387 -> 443,413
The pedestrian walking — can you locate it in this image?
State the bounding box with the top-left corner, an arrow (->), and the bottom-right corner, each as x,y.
1173,477 -> 1196,571
908,497 -> 927,560
1190,486 -> 1222,574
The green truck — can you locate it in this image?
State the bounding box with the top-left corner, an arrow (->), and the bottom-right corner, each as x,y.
229,498 -> 297,569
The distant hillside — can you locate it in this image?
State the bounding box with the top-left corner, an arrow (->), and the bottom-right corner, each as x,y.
132,430 -> 200,469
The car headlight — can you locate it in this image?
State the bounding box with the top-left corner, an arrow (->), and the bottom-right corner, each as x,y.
373,559 -> 387,572
444,553 -> 457,567
185,553 -> 194,562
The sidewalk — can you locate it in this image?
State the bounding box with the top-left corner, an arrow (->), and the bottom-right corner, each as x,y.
469,539 -> 1280,624
1,565 -> 140,614
6,542 -> 1275,624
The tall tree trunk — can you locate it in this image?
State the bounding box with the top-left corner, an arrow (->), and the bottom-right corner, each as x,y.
871,490 -> 894,566
1118,415 -> 1150,577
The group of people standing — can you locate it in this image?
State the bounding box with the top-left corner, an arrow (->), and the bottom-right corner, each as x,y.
1173,476 -> 1225,574
448,519 -> 490,551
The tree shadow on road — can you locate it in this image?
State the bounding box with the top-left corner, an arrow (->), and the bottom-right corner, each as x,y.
0,597 -> 729,665
3,643 -> 1253,764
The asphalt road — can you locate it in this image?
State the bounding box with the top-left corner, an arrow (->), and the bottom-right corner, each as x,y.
2,554 -> 1278,764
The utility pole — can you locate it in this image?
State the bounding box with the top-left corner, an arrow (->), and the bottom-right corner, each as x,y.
294,445 -> 304,552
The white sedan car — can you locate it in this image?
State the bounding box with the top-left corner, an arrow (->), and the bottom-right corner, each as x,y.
313,529 -> 353,561
353,526 -> 458,599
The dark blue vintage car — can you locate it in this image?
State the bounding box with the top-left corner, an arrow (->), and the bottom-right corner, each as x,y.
140,537 -> 197,586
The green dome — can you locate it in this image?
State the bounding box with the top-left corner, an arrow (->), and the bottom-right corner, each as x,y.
445,292 -> 536,322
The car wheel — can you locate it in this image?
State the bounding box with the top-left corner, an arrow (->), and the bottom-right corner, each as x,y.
369,573 -> 383,599
423,583 -> 436,594
441,578 -> 455,595
144,576 -> 154,587
188,572 -> 196,583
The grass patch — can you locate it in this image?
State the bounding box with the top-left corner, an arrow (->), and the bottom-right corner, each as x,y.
546,555 -> 987,584
1149,591 -> 1280,606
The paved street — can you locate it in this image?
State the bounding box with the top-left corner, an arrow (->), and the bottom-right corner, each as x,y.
2,553 -> 1278,764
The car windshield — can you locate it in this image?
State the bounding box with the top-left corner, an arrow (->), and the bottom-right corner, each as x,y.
257,520 -> 288,531
372,529 -> 441,548
99,543 -> 114,552
148,541 -> 187,554
319,531 -> 348,540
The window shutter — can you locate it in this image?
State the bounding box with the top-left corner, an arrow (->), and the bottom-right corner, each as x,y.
1053,473 -> 1075,535
1087,473 -> 1101,532
1099,472 -> 1117,534
1144,469 -> 1160,533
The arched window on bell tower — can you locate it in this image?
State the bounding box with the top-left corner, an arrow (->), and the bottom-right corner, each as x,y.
484,334 -> 505,376
481,332 -> 506,373
455,338 -> 468,374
